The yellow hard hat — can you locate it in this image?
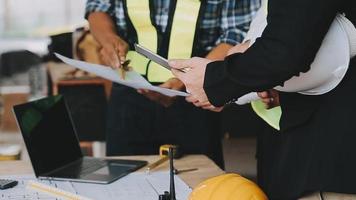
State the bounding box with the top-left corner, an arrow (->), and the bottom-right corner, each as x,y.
189,173 -> 268,200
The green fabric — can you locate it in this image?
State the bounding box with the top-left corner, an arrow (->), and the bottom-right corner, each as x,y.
251,100 -> 281,130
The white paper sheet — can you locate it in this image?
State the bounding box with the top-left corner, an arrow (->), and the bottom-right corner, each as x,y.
55,53 -> 189,97
71,172 -> 191,200
0,172 -> 192,200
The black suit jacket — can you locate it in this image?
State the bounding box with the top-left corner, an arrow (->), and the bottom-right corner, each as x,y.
204,0 -> 356,199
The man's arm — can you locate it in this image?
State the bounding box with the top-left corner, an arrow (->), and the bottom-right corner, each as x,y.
88,12 -> 117,48
88,12 -> 128,68
205,43 -> 233,60
85,0 -> 128,68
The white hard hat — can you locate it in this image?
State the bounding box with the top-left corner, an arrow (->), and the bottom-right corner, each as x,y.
236,10 -> 356,105
276,14 -> 356,95
245,11 -> 356,95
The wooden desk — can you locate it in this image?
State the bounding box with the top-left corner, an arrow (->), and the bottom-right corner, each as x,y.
0,155 -> 224,188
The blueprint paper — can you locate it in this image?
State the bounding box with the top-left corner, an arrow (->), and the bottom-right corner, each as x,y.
72,172 -> 191,200
0,172 -> 192,200
55,54 -> 189,97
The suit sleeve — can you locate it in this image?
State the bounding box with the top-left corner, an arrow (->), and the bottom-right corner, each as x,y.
203,0 -> 343,106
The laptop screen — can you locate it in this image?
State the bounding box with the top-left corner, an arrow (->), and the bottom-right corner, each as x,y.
13,95 -> 82,176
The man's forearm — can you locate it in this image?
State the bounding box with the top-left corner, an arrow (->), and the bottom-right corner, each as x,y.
88,12 -> 118,46
205,43 -> 233,60
87,12 -> 129,68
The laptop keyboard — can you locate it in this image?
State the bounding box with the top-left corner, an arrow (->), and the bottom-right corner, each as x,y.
79,159 -> 107,175
53,158 -> 107,177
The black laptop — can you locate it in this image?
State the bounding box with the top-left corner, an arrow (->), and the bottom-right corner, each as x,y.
13,95 -> 147,184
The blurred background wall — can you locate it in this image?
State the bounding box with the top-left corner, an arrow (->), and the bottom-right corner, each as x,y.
0,0 -> 86,37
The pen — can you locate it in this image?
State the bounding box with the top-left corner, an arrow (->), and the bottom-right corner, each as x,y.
119,60 -> 131,80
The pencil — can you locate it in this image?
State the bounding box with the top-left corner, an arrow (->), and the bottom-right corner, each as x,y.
27,180 -> 92,200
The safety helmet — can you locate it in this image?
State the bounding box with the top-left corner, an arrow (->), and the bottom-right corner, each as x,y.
244,7 -> 356,95
189,174 -> 268,200
277,14 -> 356,95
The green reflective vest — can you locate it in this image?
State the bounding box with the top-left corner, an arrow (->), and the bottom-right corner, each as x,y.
124,0 -> 202,83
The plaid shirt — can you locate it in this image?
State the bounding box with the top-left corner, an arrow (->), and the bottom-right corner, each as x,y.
86,0 -> 260,53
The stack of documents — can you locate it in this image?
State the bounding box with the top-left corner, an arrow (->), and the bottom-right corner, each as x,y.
0,172 -> 192,200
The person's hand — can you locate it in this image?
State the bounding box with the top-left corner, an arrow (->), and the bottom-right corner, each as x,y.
169,57 -> 212,103
186,94 -> 224,112
257,89 -> 280,109
186,41 -> 250,112
99,35 -> 129,69
169,57 -> 223,112
168,41 -> 251,112
227,40 -> 250,56
137,78 -> 185,107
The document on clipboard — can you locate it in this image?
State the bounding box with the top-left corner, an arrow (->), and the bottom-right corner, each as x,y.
55,53 -> 189,97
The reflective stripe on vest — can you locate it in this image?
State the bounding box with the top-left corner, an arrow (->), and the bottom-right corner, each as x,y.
250,0 -> 282,130
125,0 -> 158,76
126,0 -> 201,83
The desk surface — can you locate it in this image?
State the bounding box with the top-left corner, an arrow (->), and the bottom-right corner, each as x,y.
0,155 -> 224,188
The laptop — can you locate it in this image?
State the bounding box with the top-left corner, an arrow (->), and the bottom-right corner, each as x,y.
13,95 -> 147,184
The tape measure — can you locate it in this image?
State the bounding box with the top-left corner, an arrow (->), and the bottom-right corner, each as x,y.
159,144 -> 182,158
